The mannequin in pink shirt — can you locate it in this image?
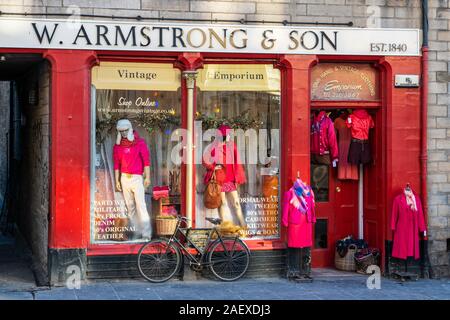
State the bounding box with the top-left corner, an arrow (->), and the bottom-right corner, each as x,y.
113,119 -> 152,240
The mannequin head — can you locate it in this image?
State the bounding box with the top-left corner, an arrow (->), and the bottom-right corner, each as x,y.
116,119 -> 135,145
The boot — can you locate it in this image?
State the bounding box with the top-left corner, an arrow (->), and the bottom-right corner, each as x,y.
287,248 -> 300,281
301,247 -> 313,282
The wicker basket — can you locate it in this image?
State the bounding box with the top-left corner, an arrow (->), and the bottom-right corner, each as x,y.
335,244 -> 357,271
155,217 -> 177,236
355,248 -> 380,274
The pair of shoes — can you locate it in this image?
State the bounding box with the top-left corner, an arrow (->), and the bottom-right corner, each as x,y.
294,275 -> 313,283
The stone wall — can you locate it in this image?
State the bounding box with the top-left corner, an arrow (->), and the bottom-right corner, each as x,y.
0,82 -> 9,215
426,0 -> 450,278
17,61 -> 50,285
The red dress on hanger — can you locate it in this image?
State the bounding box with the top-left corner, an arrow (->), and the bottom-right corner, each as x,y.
334,116 -> 358,180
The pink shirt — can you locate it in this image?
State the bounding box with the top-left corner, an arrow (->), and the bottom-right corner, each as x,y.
113,134 -> 150,175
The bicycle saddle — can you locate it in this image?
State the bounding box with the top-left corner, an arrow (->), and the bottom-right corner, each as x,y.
205,217 -> 222,225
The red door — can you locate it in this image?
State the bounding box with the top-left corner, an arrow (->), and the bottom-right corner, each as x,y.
310,109 -> 359,267
363,110 -> 383,255
311,163 -> 359,267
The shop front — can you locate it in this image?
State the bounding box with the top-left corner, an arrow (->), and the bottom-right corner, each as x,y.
0,17 -> 427,283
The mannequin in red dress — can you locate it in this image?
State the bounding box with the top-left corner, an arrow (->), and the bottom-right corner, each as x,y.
203,125 -> 247,226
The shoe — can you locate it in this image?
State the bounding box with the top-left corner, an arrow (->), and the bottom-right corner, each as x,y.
294,275 -> 313,283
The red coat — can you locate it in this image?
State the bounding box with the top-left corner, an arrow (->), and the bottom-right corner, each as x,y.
282,188 -> 316,248
391,193 -> 426,260
311,111 -> 338,160
203,141 -> 246,185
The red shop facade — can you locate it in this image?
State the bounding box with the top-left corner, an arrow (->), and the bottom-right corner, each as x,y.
0,18 -> 429,284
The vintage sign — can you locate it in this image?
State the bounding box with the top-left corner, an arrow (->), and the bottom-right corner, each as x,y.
0,17 -> 420,56
92,62 -> 180,91
311,63 -> 380,101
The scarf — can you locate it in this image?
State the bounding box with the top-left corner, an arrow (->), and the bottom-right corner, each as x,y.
404,188 -> 417,212
119,136 -> 136,147
290,179 -> 310,214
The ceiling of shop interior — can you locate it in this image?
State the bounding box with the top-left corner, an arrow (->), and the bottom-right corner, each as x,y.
0,54 -> 44,80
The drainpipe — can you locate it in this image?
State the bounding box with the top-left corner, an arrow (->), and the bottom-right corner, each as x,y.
183,71 -> 198,228
421,0 -> 433,278
421,1 -> 428,229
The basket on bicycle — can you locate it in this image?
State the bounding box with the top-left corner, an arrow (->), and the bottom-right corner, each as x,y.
155,215 -> 177,236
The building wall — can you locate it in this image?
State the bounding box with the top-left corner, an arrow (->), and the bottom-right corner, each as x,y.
426,0 -> 450,278
0,0 -> 448,277
17,62 -> 50,285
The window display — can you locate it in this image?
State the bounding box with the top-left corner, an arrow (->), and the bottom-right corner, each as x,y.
91,62 -> 181,243
195,64 -> 281,239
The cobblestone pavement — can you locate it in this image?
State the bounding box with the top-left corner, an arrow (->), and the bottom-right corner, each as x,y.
0,268 -> 449,300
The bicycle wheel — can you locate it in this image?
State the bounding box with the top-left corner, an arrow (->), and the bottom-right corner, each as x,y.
137,239 -> 181,283
208,237 -> 250,281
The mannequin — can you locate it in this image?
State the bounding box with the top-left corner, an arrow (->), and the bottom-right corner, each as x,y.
391,184 -> 426,261
282,177 -> 316,282
113,119 -> 152,240
311,110 -> 338,166
203,124 -> 246,227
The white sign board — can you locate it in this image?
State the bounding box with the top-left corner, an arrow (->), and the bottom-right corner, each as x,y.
0,17 -> 421,56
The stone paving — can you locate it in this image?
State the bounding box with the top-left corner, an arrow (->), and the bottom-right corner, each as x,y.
0,268 -> 449,300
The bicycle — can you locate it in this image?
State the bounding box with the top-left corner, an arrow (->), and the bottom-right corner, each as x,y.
137,216 -> 251,283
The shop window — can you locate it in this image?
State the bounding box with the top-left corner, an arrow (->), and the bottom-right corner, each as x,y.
311,163 -> 329,202
314,219 -> 328,249
194,64 -> 281,239
90,62 -> 181,243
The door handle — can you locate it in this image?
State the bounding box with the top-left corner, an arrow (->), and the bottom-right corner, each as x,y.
335,186 -> 341,193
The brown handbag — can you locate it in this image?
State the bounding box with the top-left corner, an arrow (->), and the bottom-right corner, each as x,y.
203,171 -> 222,209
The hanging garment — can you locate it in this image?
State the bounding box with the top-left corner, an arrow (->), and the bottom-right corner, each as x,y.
346,109 -> 374,165
311,111 -> 339,164
391,189 -> 426,260
334,117 -> 358,180
113,130 -> 151,174
347,109 -> 374,140
282,179 -> 316,248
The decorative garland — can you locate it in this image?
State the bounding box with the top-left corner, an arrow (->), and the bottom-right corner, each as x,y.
96,109 -> 263,144
96,110 -> 181,144
195,110 -> 264,131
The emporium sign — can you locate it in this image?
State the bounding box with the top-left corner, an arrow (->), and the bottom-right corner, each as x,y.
311,63 -> 380,100
0,17 -> 420,56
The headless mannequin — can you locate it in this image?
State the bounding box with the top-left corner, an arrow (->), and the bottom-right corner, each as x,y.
215,132 -> 246,227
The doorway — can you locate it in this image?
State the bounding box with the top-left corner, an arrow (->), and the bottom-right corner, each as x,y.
310,108 -> 380,268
